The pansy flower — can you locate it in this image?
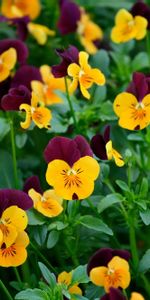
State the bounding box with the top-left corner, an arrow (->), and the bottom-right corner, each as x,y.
111,8 -> 148,43
131,1 -> 150,29
11,65 -> 42,90
67,51 -> 105,99
52,46 -> 79,78
100,287 -> 126,300
87,248 -> 131,292
1,85 -> 31,111
27,23 -> 55,45
91,126 -> 124,167
20,92 -> 52,129
32,65 -> 69,105
113,72 -> 150,130
0,77 -> 11,109
58,271 -> 82,299
77,10 -> 103,54
1,0 -> 41,20
0,48 -> 17,82
0,231 -> 29,267
44,135 -> 99,200
0,39 -> 28,65
0,16 -> 30,41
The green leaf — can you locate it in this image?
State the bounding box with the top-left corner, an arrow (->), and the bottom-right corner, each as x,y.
98,193 -> 122,214
0,150 -> 14,188
99,101 -> 116,121
15,289 -> 48,300
131,52 -> 149,71
0,118 -> 10,141
48,221 -> 68,231
47,230 -> 59,249
140,210 -> 150,225
34,225 -> 48,246
139,249 -> 150,273
78,215 -> 113,235
115,180 -> 129,192
16,133 -> 27,149
27,209 -> 45,225
72,295 -> 89,300
90,50 -> 110,75
139,178 -> 148,198
38,262 -> 56,288
71,265 -> 89,285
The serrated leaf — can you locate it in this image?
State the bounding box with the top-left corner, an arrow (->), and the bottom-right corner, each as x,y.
98,193 -> 122,214
78,215 -> 113,235
38,262 -> 56,288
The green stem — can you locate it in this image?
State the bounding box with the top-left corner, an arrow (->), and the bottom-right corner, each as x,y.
141,274 -> 150,296
13,267 -> 22,285
0,280 -> 13,300
9,117 -> 18,189
123,289 -> 128,299
30,241 -> 56,273
129,223 -> 139,270
86,198 -> 99,217
21,261 -> 31,284
146,32 -> 150,67
64,77 -> 78,131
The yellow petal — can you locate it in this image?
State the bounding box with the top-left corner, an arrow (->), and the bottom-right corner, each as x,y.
0,224 -> 17,247
32,106 -> 52,129
73,156 -> 100,181
115,9 -> 133,26
113,92 -> 138,116
40,65 -> 52,84
69,285 -> 82,296
112,148 -> 125,167
0,244 -> 27,267
0,230 -> 3,246
68,78 -> 78,94
79,81 -> 90,99
31,81 -> 45,102
2,206 -> 28,232
28,188 -> 41,208
20,103 -> 32,129
46,160 -> 70,187
108,256 -> 129,272
68,63 -> 80,78
130,292 -> 145,300
28,23 -> 55,45
108,256 -> 131,289
31,91 -> 39,107
88,68 -> 106,86
1,0 -> 41,20
58,271 -> 72,286
1,48 -> 17,70
0,65 -> 10,82
43,189 -> 63,205
90,266 -> 107,286
15,231 -> 29,248
135,16 -> 148,40
36,198 -> 63,217
79,51 -> 90,70
106,140 -> 113,160
80,37 -> 98,55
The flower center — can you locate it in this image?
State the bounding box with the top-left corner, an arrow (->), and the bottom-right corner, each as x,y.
107,267 -> 115,275
67,169 -> 77,176
135,102 -> 145,110
31,106 -> 36,114
41,196 -> 46,202
1,243 -> 16,257
61,168 -> 83,189
79,69 -> 85,78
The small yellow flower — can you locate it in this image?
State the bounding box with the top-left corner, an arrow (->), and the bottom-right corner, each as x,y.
27,23 -> 55,45
113,92 -> 150,130
20,92 -> 52,129
0,231 -> 29,267
106,140 -> 124,167
77,11 -> 103,54
0,206 -> 28,248
58,271 -> 82,299
0,48 -> 17,82
46,156 -> 100,200
1,0 -> 41,20
28,188 -> 63,218
111,9 -> 148,43
67,51 -> 105,99
32,65 -> 68,105
90,256 -> 130,292
130,293 -> 145,300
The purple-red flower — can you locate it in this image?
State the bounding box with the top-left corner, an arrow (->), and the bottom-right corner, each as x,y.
52,45 -> 79,78
1,85 -> 31,111
11,65 -> 42,90
23,175 -> 43,194
0,39 -> 28,64
44,135 -> 93,166
126,72 -> 150,102
0,77 -> 11,109
57,0 -> 81,35
11,16 -> 30,41
0,189 -> 33,217
131,1 -> 150,29
101,288 -> 126,300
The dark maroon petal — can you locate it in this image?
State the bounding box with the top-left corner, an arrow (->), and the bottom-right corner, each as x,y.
11,65 -> 42,90
127,72 -> 149,102
52,45 -> 79,78
0,39 -> 28,64
11,16 -> 30,41
1,85 -> 31,111
87,248 -> 130,275
131,2 -> 150,29
101,288 -> 126,300
44,136 -> 81,166
91,134 -> 107,160
0,15 -> 8,22
57,0 -> 81,35
0,77 -> 11,109
103,126 -> 110,143
23,176 -> 43,194
74,135 -> 93,157
0,189 -> 33,216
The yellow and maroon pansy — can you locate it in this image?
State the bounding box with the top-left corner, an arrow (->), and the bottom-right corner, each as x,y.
44,136 -> 99,200
111,9 -> 148,43
1,0 -> 41,20
20,91 -> 52,129
28,188 -> 63,218
0,231 -> 29,267
67,51 -> 105,99
0,48 -> 17,82
58,271 -> 82,299
27,23 -> 55,45
32,65 -> 69,105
